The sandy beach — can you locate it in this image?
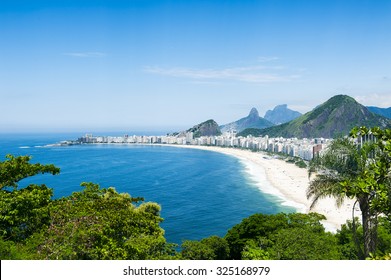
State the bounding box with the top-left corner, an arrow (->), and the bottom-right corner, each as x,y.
167,144 -> 360,232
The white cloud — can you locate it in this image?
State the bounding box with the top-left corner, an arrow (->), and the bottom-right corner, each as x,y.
257,56 -> 280,62
354,93 -> 391,108
63,52 -> 107,58
144,64 -> 300,84
288,104 -> 313,114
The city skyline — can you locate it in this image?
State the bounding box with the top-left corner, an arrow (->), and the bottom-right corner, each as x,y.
72,131 -> 328,162
1,0 -> 391,132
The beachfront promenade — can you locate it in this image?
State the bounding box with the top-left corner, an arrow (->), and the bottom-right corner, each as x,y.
75,132 -> 331,161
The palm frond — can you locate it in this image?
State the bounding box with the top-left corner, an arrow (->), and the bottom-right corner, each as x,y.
307,135 -> 380,210
307,174 -> 345,209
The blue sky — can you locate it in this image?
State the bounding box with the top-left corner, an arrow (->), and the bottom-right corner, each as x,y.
1,0 -> 391,133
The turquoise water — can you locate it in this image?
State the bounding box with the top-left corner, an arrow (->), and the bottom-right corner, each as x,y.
0,133 -> 294,245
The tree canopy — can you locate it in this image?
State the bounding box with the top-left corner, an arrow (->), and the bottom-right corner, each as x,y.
224,212 -> 341,260
0,155 -> 173,260
308,126 -> 391,258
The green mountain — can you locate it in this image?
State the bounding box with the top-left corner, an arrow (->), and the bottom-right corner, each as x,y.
187,119 -> 222,137
367,106 -> 391,119
220,108 -> 274,133
246,95 -> 391,138
236,128 -> 264,137
264,104 -> 302,124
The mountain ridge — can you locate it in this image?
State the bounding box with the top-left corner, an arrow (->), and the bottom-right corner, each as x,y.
367,106 -> 391,119
239,95 -> 391,138
220,107 -> 274,133
264,104 -> 302,124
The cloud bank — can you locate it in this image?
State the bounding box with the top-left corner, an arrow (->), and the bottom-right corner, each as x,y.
144,64 -> 300,84
63,52 -> 107,58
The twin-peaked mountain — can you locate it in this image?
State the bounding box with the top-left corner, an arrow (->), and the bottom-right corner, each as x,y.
182,94 -> 391,139
240,95 -> 391,138
220,108 -> 274,133
185,105 -> 300,138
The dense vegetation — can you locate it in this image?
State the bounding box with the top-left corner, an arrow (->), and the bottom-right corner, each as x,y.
236,127 -> 263,137
257,95 -> 391,138
0,155 -> 173,259
1,126 -> 391,260
308,126 -> 391,258
367,106 -> 391,119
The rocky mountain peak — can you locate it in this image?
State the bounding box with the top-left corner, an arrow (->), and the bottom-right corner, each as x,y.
248,107 -> 260,118
264,104 -> 302,125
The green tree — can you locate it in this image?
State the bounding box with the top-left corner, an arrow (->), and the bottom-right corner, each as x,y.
307,126 -> 391,258
377,217 -> 391,256
224,212 -> 337,260
336,217 -> 391,259
225,213 -> 289,259
241,239 -> 271,260
180,240 -> 215,260
34,182 -> 172,260
270,227 -> 340,260
180,236 -> 229,260
0,155 -> 174,260
0,155 -> 59,242
0,155 -> 60,190
335,218 -> 364,259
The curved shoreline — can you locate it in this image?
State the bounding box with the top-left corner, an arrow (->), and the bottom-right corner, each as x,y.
164,144 -> 360,232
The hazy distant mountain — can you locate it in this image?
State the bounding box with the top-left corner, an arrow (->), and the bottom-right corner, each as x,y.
220,108 -> 274,133
238,95 -> 391,138
367,106 -> 391,119
186,119 -> 222,137
264,104 -> 302,124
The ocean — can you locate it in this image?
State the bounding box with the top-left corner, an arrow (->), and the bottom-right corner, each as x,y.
0,133 -> 295,245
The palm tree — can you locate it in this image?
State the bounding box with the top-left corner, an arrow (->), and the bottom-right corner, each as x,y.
307,135 -> 378,258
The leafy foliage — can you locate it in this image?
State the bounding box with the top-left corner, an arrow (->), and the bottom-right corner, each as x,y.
0,184 -> 53,242
236,128 -> 263,137
270,227 -> 340,260
308,126 -> 391,257
0,154 -> 59,190
335,218 -> 364,260
224,212 -> 341,260
32,182 -> 170,260
0,154 -> 59,242
336,217 -> 391,260
0,155 -> 173,260
241,239 -> 271,260
180,236 -> 229,260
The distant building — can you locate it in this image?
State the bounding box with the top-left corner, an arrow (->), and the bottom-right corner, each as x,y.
186,132 -> 194,144
75,131 -> 332,162
313,144 -> 323,158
